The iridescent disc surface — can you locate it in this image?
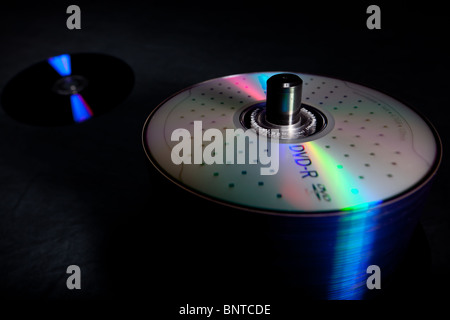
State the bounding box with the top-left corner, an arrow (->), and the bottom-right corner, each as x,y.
143,72 -> 440,213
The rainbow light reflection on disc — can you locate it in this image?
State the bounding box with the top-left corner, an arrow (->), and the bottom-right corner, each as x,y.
282,139 -> 382,299
257,74 -> 269,95
328,207 -> 379,299
70,93 -> 93,123
48,54 -> 71,77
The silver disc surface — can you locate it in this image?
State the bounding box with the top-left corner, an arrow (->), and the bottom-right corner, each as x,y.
143,72 -> 439,213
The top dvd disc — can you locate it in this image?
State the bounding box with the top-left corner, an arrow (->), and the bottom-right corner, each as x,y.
1,53 -> 134,126
143,72 -> 440,213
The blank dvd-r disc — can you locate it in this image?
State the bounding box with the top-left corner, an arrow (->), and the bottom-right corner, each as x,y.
143,72 -> 442,299
1,53 -> 134,126
143,72 -> 440,214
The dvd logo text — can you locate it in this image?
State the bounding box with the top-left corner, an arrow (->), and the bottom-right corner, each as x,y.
289,144 -> 319,178
170,121 -> 279,175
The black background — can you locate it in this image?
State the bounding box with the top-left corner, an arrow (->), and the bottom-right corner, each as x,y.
0,0 -> 448,315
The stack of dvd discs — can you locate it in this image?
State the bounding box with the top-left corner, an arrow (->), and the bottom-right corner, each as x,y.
143,72 -> 441,299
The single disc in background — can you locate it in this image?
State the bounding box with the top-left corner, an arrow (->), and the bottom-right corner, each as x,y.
1,53 -> 134,126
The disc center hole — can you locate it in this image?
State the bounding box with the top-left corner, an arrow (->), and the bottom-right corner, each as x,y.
52,75 -> 88,95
